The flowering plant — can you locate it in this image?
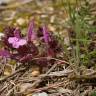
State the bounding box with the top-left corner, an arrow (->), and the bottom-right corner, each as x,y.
0,20 -> 62,66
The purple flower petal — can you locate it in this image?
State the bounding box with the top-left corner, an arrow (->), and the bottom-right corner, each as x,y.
27,19 -> 36,41
8,37 -> 14,44
17,39 -> 27,46
42,25 -> 50,44
14,27 -> 21,38
12,42 -> 20,48
0,50 -> 10,58
8,37 -> 18,44
8,37 -> 27,48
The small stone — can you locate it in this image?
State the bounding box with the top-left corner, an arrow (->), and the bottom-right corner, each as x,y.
31,70 -> 40,77
50,16 -> 55,23
0,33 -> 4,40
4,65 -> 12,76
48,25 -> 55,32
16,18 -> 25,25
26,94 -> 32,96
32,92 -> 48,96
31,65 -> 40,77
67,47 -> 72,50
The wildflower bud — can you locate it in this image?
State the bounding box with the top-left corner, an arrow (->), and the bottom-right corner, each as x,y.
27,19 -> 36,41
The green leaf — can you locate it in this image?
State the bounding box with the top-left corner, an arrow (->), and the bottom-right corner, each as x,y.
91,92 -> 96,96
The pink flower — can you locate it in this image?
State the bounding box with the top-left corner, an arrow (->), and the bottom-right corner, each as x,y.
42,25 -> 50,44
27,19 -> 36,41
8,37 -> 27,48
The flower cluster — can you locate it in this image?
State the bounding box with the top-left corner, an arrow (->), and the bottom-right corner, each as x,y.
0,20 -> 62,65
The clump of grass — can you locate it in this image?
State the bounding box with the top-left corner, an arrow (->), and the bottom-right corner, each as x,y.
63,0 -> 96,68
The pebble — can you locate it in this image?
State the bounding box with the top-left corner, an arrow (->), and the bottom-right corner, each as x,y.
0,33 -> 4,40
16,18 -> 25,25
32,92 -> 48,96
